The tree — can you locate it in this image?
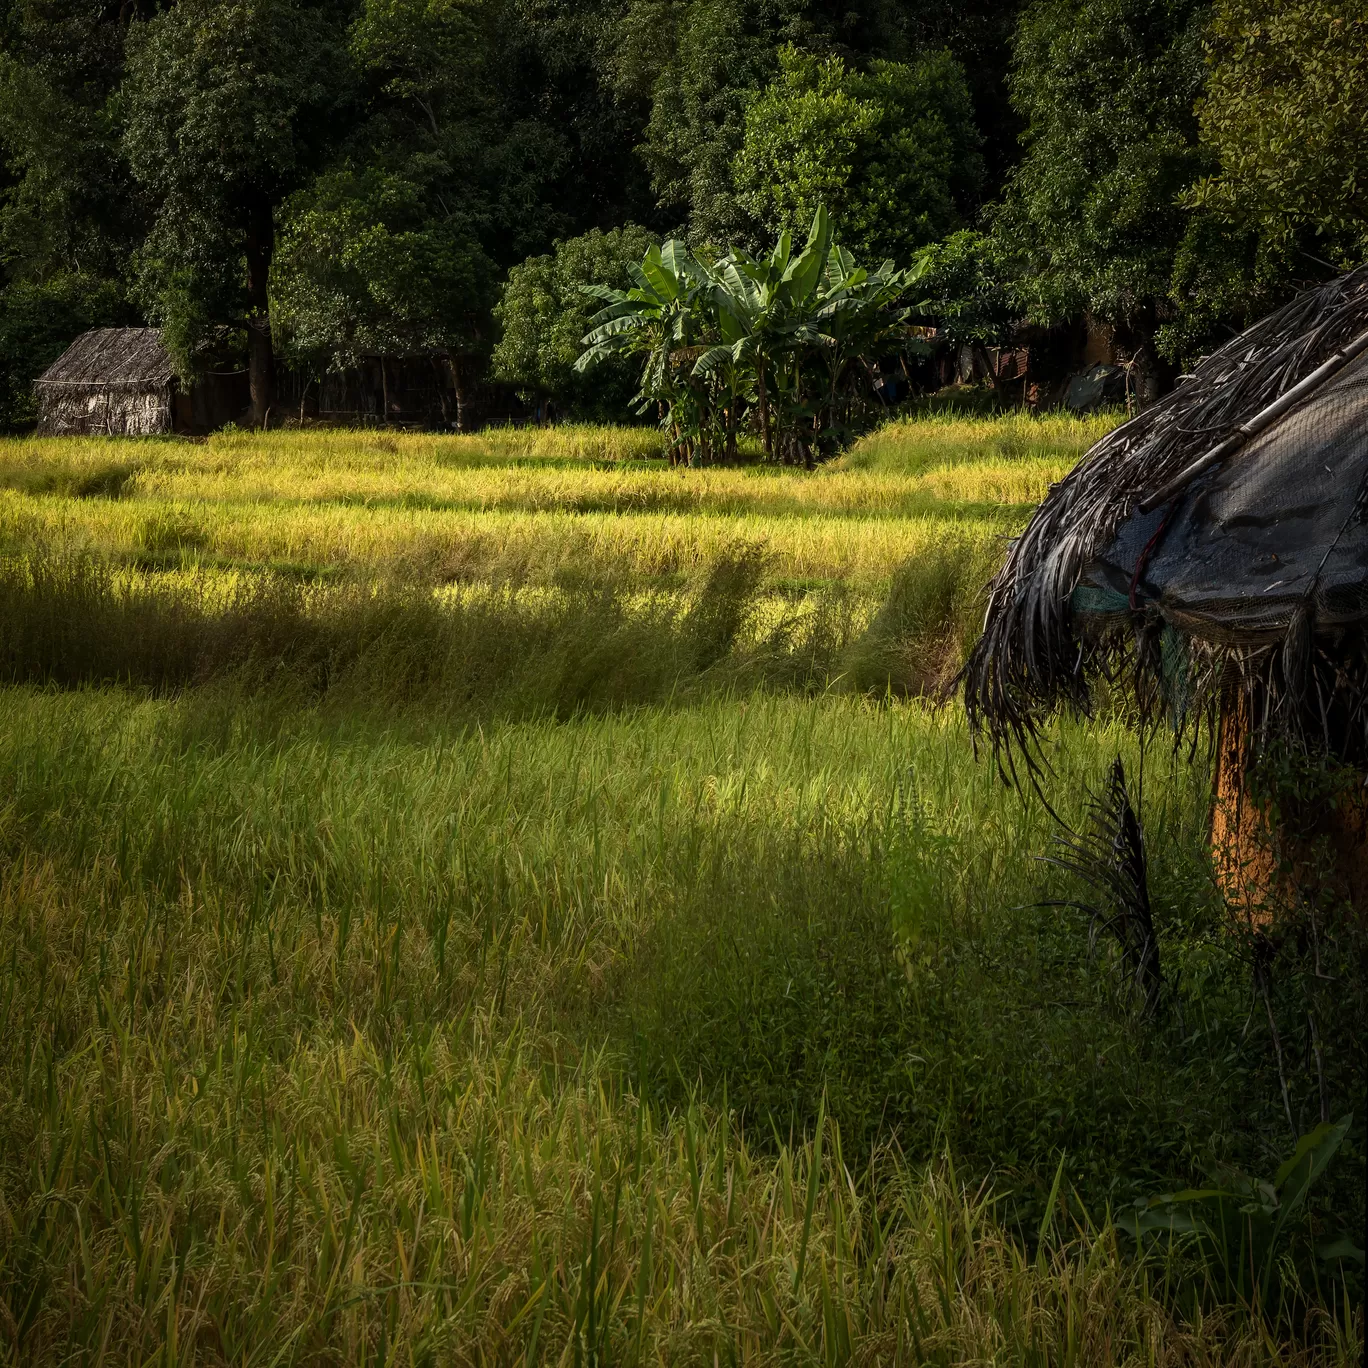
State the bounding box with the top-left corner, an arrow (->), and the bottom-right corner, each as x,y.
621,0 -> 779,245
350,0 -> 649,267
0,3 -> 141,286
994,0 -> 1211,402
0,1 -> 143,427
807,241 -> 919,444
492,224 -> 657,420
351,0 -> 492,140
272,162 -> 496,421
733,46 -> 982,266
1165,0 -> 1368,358
619,0 -> 1020,245
122,0 -> 354,423
576,208 -> 917,464
908,229 -> 1016,384
1196,0 -> 1368,264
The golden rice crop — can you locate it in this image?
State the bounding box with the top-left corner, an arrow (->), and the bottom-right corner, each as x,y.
0,414 -> 1357,1365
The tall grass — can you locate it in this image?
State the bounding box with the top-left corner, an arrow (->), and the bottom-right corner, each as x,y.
0,544 -> 983,705
0,418 -> 1360,1362
842,410 -> 1123,475
0,687 -> 1356,1361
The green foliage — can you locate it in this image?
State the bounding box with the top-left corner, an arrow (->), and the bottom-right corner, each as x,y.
0,0 -> 1366,436
1164,0 -> 1368,361
0,3 -> 136,282
351,0 -> 494,133
995,0 -> 1211,382
1121,1115 -> 1360,1304
0,5 -> 140,423
492,225 -> 657,418
0,273 -> 132,431
621,0 -> 1006,246
576,208 -> 919,463
625,0 -> 777,244
734,46 -> 983,265
122,0 -> 353,379
1196,0 -> 1368,266
910,228 -> 1016,351
273,163 -> 496,368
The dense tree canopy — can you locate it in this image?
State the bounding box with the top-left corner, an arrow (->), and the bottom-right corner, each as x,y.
1164,0 -> 1368,356
492,224 -> 657,419
994,0 -> 1211,397
1197,0 -> 1368,263
733,47 -> 982,265
273,164 -> 495,368
0,0 -> 142,425
123,0 -> 354,417
0,0 -> 1362,431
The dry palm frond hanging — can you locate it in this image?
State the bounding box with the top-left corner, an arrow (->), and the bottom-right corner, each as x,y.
963,265 -> 1368,775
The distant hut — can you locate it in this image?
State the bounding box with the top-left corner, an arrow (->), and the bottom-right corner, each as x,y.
963,267 -> 1368,917
35,329 -> 249,436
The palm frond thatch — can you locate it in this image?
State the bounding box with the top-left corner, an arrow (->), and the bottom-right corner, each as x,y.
1039,756 -> 1162,1016
964,266 -> 1368,772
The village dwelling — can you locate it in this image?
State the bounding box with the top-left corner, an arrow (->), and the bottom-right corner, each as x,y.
35,328 -> 249,436
964,266 -> 1368,921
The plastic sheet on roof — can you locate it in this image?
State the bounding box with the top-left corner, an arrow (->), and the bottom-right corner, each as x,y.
1080,349 -> 1368,645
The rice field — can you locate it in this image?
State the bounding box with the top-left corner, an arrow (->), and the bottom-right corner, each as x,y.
0,413 -> 1361,1364
0,411 -> 1112,577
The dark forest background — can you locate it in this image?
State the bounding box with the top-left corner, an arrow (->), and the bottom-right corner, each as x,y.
0,0 -> 1363,429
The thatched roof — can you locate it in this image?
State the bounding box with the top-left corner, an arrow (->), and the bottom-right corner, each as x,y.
36,328 -> 174,390
964,267 -> 1368,771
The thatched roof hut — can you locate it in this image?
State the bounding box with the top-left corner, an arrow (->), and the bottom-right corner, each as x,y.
963,267 -> 1368,914
36,329 -> 177,436
35,329 -> 250,435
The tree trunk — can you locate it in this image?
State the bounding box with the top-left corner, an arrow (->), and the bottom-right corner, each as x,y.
756,363 -> 772,460
446,356 -> 467,431
1115,315 -> 1174,411
245,198 -> 276,427
1131,339 -> 1173,410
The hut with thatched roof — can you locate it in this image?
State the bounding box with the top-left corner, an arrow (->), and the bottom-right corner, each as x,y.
35,329 -> 250,435
963,267 -> 1368,918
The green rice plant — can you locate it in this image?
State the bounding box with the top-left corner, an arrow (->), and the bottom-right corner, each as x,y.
0,686 -> 1356,1363
0,452 -> 142,499
841,532 -> 1004,694
0,486 -> 1011,592
0,420 -> 1359,1363
843,409 -> 1122,475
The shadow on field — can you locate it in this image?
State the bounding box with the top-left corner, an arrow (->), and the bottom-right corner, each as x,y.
0,546 -> 992,710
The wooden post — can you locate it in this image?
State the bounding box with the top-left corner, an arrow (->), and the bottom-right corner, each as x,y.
1211,694 -> 1368,924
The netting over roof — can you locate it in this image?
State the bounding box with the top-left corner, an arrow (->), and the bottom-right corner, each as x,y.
964,267 -> 1368,770
36,329 -> 174,390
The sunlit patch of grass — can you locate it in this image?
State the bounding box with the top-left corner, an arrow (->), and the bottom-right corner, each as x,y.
842,409 -> 1123,475
0,490 -> 1011,594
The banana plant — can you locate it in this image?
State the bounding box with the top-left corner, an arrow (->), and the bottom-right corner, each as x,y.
697,206 -> 834,461
815,247 -> 919,443
576,240 -> 712,460
577,205 -> 916,465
